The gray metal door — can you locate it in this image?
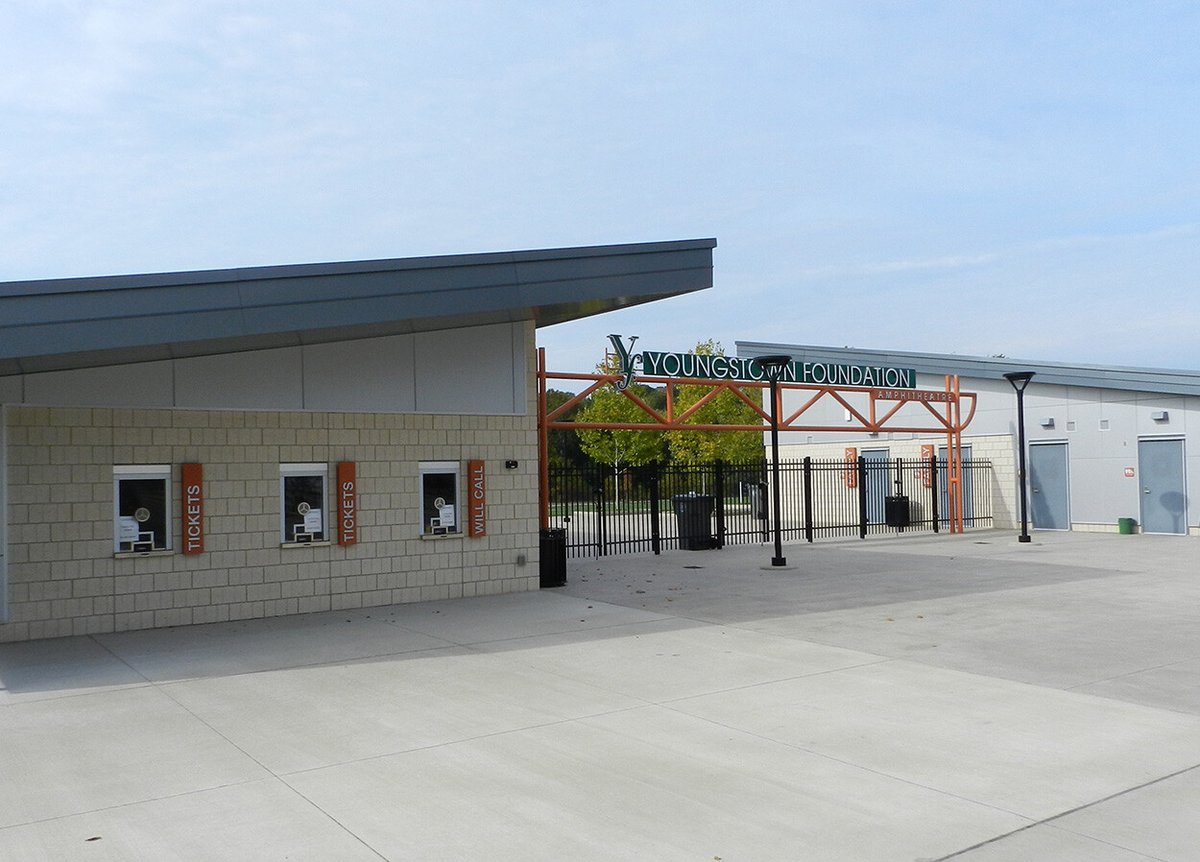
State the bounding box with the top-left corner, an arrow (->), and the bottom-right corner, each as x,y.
1029,442 -> 1069,530
1138,438 -> 1187,535
863,448 -> 889,524
938,444 -> 973,526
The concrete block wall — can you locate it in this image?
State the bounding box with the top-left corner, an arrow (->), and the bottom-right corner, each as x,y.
1,406 -> 539,643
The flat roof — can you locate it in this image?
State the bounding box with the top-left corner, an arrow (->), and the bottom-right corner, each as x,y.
737,341 -> 1200,397
1,238 -> 716,375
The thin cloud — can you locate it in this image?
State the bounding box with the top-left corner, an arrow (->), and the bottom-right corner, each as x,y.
1032,221 -> 1200,251
795,252 -> 1000,280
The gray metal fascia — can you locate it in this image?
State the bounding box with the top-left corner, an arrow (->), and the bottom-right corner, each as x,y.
0,239 -> 716,374
736,341 -> 1200,397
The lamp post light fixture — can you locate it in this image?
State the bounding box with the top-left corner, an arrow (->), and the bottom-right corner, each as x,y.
754,354 -> 793,566
1003,371 -> 1036,543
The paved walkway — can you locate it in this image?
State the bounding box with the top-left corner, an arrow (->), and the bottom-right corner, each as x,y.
2,531 -> 1199,860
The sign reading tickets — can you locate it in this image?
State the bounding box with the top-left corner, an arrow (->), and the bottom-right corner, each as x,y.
182,463 -> 204,555
607,335 -> 917,391
467,459 -> 486,537
337,462 -> 357,545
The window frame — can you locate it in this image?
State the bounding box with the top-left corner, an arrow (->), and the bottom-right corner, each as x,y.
419,461 -> 462,537
279,463 -> 330,546
113,464 -> 172,554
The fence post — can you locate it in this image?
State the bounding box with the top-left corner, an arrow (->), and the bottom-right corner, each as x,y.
714,460 -> 726,549
803,456 -> 814,543
857,456 -> 868,539
595,466 -> 607,557
649,460 -> 661,555
759,458 -> 770,541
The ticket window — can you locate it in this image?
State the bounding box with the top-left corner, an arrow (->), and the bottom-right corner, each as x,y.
419,462 -> 461,536
114,465 -> 171,553
280,464 -> 328,545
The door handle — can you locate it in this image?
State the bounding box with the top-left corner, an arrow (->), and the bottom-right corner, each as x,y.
1144,488 -> 1151,494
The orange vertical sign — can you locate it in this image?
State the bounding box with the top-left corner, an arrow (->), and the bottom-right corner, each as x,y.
468,459 -> 487,537
920,444 -> 935,488
843,447 -> 858,488
337,462 -> 357,545
181,463 -> 204,555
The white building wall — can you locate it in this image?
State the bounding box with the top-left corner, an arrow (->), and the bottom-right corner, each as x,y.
774,372 -> 1199,535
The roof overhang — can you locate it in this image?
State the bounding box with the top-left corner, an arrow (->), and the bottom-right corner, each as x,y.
1,238 -> 716,375
738,341 -> 1200,397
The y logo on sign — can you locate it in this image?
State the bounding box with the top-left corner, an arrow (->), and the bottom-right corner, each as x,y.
607,334 -> 641,391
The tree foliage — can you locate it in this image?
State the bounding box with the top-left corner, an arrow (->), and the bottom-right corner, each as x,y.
574,386 -> 665,472
560,342 -> 764,472
544,389 -> 589,469
664,339 -> 766,464
575,357 -> 666,473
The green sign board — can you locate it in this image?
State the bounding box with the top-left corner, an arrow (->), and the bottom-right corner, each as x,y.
608,335 -> 917,390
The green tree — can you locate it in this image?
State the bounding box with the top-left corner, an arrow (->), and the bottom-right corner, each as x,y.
665,339 -> 766,464
544,389 -> 589,469
575,360 -> 666,501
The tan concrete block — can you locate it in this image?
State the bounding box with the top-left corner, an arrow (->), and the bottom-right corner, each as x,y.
154,608 -> 194,628
192,605 -> 232,625
72,616 -> 113,637
280,580 -> 316,598
28,619 -> 74,640
210,585 -> 249,606
247,583 -> 282,602
113,610 -> 155,632
296,597 -> 331,614
71,577 -> 113,599
174,589 -> 212,608
330,593 -> 363,610
0,622 -> 33,643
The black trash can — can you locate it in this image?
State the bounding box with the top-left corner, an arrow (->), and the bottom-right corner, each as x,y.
673,494 -> 715,550
884,495 -> 911,528
539,528 -> 567,587
749,482 -> 768,521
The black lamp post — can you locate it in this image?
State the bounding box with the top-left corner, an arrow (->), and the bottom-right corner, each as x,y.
1003,371 -> 1036,543
754,355 -> 792,566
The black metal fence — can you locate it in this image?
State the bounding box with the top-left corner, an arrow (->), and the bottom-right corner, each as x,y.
547,457 -> 993,558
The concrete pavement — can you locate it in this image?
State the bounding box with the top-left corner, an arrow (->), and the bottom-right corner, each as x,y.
2,530 -> 1199,860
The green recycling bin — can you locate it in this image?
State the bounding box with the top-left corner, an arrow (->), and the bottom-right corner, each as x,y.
1118,518 -> 1136,535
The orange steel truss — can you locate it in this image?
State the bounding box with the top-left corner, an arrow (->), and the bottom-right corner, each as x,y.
537,348 -> 979,536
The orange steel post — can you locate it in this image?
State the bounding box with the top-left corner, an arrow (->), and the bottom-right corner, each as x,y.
957,375 -> 965,531
952,375 -> 965,533
943,375 -> 959,533
537,347 -> 550,529
943,375 -> 951,533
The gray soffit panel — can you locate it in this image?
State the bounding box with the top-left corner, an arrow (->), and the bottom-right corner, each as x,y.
0,238 -> 716,375
737,341 -> 1200,398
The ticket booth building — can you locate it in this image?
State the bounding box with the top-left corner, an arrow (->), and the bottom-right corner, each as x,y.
0,239 -> 716,642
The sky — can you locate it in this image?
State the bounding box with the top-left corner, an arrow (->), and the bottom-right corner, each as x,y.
2,2 -> 1197,376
